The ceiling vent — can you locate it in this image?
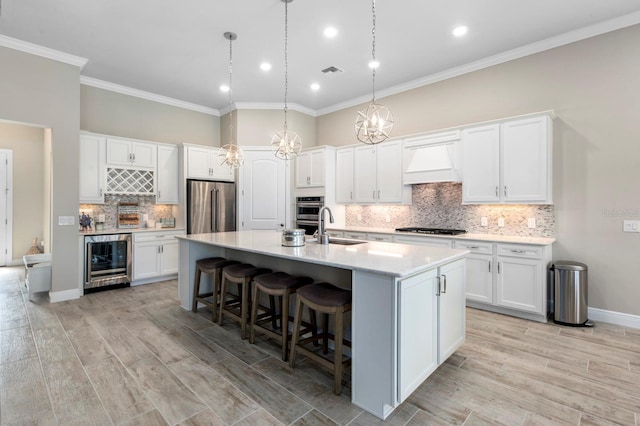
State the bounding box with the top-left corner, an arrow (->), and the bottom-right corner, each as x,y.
321,66 -> 343,75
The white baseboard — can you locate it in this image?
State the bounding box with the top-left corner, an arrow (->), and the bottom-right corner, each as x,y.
49,288 -> 81,303
588,307 -> 640,329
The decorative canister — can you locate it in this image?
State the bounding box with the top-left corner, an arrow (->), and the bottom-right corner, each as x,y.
281,229 -> 306,247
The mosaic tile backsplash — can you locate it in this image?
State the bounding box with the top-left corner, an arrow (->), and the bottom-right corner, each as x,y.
345,183 -> 555,237
80,195 -> 177,230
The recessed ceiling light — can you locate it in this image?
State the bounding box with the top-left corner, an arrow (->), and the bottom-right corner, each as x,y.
260,62 -> 272,71
220,85 -> 230,93
324,27 -> 338,38
310,83 -> 320,91
452,26 -> 468,37
368,60 -> 380,69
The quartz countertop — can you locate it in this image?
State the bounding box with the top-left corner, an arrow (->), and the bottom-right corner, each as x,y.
329,226 -> 555,246
177,230 -> 468,278
79,227 -> 184,236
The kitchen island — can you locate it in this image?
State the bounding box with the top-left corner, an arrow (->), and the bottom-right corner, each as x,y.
176,230 -> 468,419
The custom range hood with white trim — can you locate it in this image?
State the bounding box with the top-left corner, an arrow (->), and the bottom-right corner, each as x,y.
402,130 -> 462,184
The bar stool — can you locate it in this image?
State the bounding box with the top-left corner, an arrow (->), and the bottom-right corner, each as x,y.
192,257 -> 240,322
249,272 -> 314,361
218,263 -> 271,339
289,282 -> 352,395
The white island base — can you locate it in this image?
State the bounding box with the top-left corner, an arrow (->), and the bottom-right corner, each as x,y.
177,231 -> 467,419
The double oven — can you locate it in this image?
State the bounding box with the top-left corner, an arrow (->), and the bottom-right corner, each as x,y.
295,196 -> 323,235
84,233 -> 132,293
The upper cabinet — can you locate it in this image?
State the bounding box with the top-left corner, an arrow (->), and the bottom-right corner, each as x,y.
106,137 -> 157,169
353,139 -> 411,204
462,113 -> 552,204
295,147 -> 328,188
185,144 -> 235,182
79,134 -> 105,204
156,144 -> 179,204
335,147 -> 355,203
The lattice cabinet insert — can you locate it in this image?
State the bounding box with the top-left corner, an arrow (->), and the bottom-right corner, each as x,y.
106,168 -> 155,195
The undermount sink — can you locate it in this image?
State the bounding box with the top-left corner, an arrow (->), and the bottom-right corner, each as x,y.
305,237 -> 367,246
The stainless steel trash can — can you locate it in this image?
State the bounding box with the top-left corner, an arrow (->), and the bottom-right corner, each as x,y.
551,261 -> 593,327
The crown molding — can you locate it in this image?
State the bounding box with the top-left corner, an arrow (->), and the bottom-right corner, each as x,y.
0,34 -> 88,68
234,102 -> 318,117
317,10 -> 640,116
80,76 -> 220,116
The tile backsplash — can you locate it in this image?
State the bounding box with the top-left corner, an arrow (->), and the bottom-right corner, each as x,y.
345,183 -> 555,237
80,195 -> 176,230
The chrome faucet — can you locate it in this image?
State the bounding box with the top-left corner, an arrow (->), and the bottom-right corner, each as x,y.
317,206 -> 334,244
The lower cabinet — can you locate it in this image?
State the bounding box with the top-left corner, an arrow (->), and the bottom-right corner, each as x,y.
398,258 -> 465,400
133,231 -> 182,281
393,235 -> 453,249
455,240 -> 551,321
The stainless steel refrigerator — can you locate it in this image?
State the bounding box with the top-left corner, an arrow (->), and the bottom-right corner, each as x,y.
186,179 -> 236,234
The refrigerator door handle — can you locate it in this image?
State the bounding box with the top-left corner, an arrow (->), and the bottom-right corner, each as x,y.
214,188 -> 220,232
210,189 -> 216,232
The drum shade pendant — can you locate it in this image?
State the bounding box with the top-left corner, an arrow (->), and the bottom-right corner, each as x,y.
219,31 -> 244,169
271,0 -> 302,160
355,0 -> 394,145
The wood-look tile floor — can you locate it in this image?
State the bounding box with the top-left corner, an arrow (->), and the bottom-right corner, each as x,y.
1,266 -> 639,425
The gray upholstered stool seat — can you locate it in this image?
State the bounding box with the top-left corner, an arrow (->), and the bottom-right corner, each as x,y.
290,282 -> 352,395
249,272 -> 314,361
219,263 -> 271,339
192,257 -> 240,322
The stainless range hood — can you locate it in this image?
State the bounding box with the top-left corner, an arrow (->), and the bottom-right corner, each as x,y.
402,130 -> 462,184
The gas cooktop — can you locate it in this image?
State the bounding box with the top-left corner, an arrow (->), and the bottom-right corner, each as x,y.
395,227 -> 467,236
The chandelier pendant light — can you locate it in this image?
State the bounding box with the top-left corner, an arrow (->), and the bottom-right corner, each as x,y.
219,31 -> 244,169
271,0 -> 302,160
355,0 -> 394,145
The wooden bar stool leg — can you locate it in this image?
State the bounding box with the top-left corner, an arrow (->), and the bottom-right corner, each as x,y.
289,296 -> 304,367
310,307 -> 319,347
281,291 -> 290,361
323,313 -> 329,354
240,278 -> 250,339
210,267 -> 223,321
334,309 -> 344,395
270,295 -> 278,330
218,274 -> 228,325
192,266 -> 202,312
249,281 -> 260,344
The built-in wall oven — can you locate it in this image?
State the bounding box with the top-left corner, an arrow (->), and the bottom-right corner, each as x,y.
84,233 -> 132,293
295,196 -> 324,235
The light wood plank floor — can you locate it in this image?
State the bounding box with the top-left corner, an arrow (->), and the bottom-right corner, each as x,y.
1,266 -> 639,425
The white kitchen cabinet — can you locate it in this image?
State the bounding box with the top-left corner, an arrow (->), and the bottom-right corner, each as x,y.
133,231 -> 182,282
106,137 -> 157,169
156,144 -> 179,204
185,144 -> 235,182
353,140 -> 410,204
496,244 -> 545,314
462,113 -> 552,204
335,147 -> 354,203
79,134 -> 105,204
398,258 -> 465,400
296,147 -> 327,188
393,235 -> 453,249
454,240 -> 493,304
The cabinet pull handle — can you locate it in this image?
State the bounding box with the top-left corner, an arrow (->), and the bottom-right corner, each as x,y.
495,186 -> 498,197
133,153 -> 136,162
350,191 -> 352,200
504,186 -> 507,197
488,262 -> 491,273
161,245 -> 164,253
442,274 -> 447,294
467,245 -> 479,249
378,190 -> 380,199
498,262 -> 501,274
511,249 -> 526,254
99,188 -> 102,196
436,276 -> 441,296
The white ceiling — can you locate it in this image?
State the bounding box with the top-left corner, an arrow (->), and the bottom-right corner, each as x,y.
1,0 -> 640,115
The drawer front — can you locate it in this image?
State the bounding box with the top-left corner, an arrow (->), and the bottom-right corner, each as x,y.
394,235 -> 453,248
367,233 -> 393,242
497,243 -> 542,259
134,230 -> 183,242
454,240 -> 494,255
344,232 -> 367,240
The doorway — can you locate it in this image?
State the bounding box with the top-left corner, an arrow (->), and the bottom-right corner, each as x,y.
0,149 -> 12,266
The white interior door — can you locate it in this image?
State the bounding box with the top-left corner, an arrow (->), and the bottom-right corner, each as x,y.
239,149 -> 286,230
0,150 -> 12,266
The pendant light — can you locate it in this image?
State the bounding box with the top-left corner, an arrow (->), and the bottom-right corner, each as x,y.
355,0 -> 394,145
271,0 -> 302,160
219,31 -> 244,169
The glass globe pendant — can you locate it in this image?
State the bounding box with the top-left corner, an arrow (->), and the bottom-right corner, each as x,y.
355,0 -> 394,145
219,31 -> 244,169
271,0 -> 302,160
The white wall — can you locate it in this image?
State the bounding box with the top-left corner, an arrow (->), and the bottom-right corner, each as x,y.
317,24 -> 640,316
